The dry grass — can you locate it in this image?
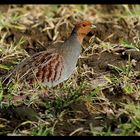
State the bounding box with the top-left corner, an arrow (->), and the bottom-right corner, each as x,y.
0,4 -> 140,136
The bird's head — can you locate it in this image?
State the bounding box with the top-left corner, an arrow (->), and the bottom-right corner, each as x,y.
73,21 -> 96,44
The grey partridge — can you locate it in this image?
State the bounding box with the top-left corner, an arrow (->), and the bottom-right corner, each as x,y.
3,21 -> 95,88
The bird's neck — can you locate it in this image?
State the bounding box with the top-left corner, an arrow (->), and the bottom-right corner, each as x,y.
71,27 -> 85,44
62,32 -> 81,64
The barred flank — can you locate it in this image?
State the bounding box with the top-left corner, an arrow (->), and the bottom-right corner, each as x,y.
35,53 -> 64,84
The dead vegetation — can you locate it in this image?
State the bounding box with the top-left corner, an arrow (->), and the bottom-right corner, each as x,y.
0,5 -> 140,136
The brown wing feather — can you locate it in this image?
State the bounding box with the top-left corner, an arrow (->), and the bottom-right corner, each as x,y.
2,48 -> 59,85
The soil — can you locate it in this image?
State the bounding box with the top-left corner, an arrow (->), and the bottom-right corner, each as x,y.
0,5 -> 140,136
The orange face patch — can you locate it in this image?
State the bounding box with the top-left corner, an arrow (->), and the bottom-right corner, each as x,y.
78,21 -> 91,27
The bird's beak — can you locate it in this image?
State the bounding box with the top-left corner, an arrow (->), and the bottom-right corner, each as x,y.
91,25 -> 96,29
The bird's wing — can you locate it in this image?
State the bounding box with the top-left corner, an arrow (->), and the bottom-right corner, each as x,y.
2,49 -> 63,85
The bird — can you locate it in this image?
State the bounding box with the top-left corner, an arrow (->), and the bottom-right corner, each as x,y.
2,21 -> 96,88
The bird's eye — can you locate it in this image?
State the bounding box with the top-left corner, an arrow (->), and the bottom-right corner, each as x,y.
82,24 -> 86,27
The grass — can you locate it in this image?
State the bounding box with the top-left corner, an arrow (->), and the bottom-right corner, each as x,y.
31,125 -> 53,136
0,81 -> 3,101
123,5 -> 140,17
107,53 -> 140,95
117,102 -> 140,136
0,4 -> 140,136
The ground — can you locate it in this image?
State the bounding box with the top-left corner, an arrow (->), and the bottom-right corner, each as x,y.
0,5 -> 140,136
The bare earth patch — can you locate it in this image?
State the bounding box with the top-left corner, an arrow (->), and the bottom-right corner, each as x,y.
0,5 -> 140,136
